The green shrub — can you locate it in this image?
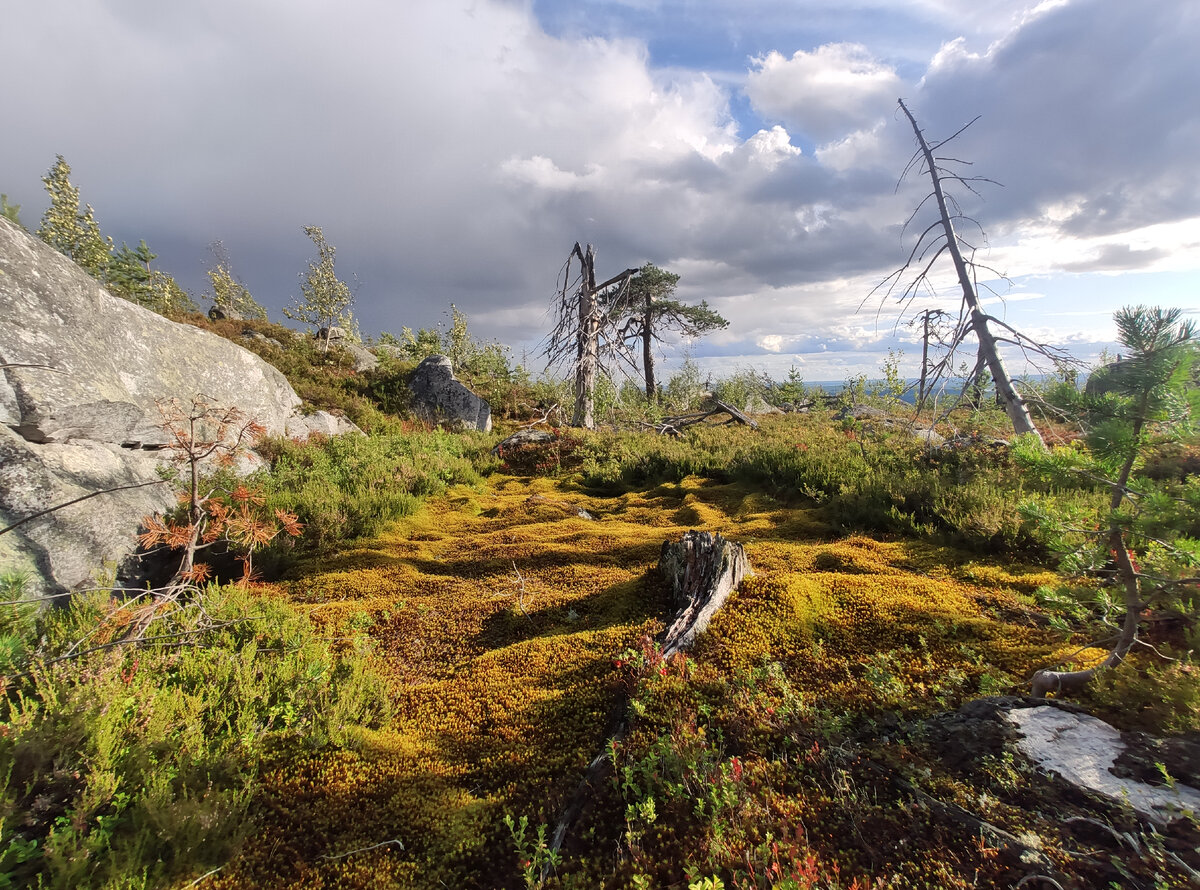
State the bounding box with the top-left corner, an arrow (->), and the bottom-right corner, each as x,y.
0,584 -> 388,890
257,427 -> 493,559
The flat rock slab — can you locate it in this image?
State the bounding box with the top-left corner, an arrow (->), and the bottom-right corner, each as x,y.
1006,706 -> 1200,823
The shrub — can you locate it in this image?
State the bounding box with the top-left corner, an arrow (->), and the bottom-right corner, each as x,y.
0,584 -> 388,890
257,427 -> 492,560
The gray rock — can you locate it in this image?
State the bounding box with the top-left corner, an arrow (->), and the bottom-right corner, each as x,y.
318,325 -> 346,343
208,303 -> 243,322
285,410 -> 364,440
837,404 -> 888,421
339,341 -> 378,373
493,427 -> 554,455
409,355 -> 491,432
912,427 -> 945,447
1006,706 -> 1200,823
0,424 -> 176,597
0,217 -> 327,598
741,394 -> 783,415
0,221 -> 301,445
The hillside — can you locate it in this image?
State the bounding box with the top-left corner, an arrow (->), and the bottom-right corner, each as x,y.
4,409 -> 1197,889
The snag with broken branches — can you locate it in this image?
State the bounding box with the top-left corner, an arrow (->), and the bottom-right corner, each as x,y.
872,100 -> 1074,442
544,242 -> 639,429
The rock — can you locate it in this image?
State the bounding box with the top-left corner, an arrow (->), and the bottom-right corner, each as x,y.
912,426 -> 945,447
318,325 -> 346,343
338,340 -> 378,373
1005,706 -> 1200,823
0,217 -> 333,598
837,404 -> 889,421
285,411 -> 364,440
408,355 -> 491,432
493,427 -> 554,455
208,303 -> 243,322
0,425 -> 176,596
741,394 -> 783,415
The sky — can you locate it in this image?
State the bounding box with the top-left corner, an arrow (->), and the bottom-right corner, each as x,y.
3,0 -> 1198,384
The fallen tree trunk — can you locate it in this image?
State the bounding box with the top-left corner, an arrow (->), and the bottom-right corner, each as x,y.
542,531 -> 750,878
653,397 -> 760,436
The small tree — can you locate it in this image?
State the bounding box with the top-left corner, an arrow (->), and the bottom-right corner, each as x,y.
1,194 -> 23,229
284,225 -> 355,352
139,396 -> 301,590
1023,306 -> 1199,696
104,239 -> 197,317
206,241 -> 268,320
36,155 -> 112,280
619,264 -> 728,401
107,239 -> 156,305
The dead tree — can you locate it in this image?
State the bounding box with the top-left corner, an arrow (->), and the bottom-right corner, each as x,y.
544,243 -> 638,429
873,100 -> 1075,445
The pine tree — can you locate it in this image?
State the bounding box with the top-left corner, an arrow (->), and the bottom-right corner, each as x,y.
619,264 -> 728,400
107,240 -> 156,305
1022,306 -> 1200,696
284,225 -> 355,352
36,155 -> 112,280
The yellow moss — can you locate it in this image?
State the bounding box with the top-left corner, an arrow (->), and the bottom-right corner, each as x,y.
209,462 -> 1075,888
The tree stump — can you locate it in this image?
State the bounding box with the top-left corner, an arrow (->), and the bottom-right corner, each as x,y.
659,530 -> 750,657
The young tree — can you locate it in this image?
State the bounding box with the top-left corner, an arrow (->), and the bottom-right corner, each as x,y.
874,102 -> 1072,444
1024,306 -> 1199,696
206,241 -> 268,320
618,264 -> 728,400
545,242 -> 638,428
139,396 -> 301,589
107,239 -> 156,305
106,239 -> 197,317
284,225 -> 355,352
36,155 -> 112,280
1,194 -> 23,229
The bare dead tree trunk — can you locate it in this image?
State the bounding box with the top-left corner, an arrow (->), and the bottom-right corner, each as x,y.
573,244 -> 600,428
899,100 -> 1043,446
546,244 -> 638,429
919,309 -> 932,405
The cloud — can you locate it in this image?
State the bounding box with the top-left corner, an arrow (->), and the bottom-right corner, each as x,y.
0,0 -> 1195,382
745,44 -> 903,142
1062,244 -> 1169,274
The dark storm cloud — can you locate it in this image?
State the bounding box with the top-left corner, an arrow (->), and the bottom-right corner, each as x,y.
1,0 -> 1196,372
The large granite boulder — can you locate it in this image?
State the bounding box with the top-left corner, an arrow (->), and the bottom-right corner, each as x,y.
408,355 -> 491,432
0,217 -> 321,597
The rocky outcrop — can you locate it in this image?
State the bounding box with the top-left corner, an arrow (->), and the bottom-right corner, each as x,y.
339,341 -> 378,373
408,355 -> 491,432
0,217 -> 337,598
285,410 -> 363,440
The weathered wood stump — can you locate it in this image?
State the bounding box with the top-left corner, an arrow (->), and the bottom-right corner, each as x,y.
660,530 -> 750,657
542,531 -> 750,876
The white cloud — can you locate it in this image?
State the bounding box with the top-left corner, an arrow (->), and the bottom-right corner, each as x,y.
745,44 -> 902,142
0,0 -> 1196,382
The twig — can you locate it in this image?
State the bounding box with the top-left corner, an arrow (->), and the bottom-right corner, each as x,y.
0,480 -> 169,537
184,866 -> 224,887
318,838 -> 405,860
